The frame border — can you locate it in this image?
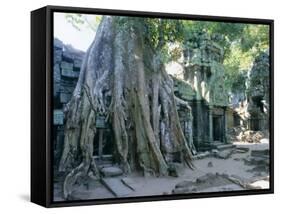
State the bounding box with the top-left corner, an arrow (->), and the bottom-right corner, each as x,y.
34,5 -> 274,207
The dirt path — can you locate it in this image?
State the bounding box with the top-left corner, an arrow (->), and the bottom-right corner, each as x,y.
53,140 -> 270,201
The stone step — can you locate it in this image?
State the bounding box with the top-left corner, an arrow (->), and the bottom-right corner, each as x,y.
100,166 -> 123,177
193,151 -> 210,160
213,144 -> 236,151
93,155 -> 114,168
96,160 -> 113,167
101,178 -> 133,197
93,154 -> 113,162
251,149 -> 269,157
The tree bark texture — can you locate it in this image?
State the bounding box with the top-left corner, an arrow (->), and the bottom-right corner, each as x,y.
59,16 -> 195,199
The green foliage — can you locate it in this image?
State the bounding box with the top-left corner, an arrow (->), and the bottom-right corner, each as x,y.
65,14 -> 270,96
224,25 -> 269,93
182,20 -> 269,94
114,16 -> 184,63
240,25 -> 269,54
65,14 -> 101,32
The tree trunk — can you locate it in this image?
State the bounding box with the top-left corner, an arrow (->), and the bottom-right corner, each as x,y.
59,16 -> 195,199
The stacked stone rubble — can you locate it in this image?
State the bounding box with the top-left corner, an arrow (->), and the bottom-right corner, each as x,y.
247,51 -> 269,131
175,32 -> 229,151
53,38 -> 85,169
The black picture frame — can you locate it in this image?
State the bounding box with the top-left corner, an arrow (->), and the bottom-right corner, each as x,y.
31,5 -> 274,208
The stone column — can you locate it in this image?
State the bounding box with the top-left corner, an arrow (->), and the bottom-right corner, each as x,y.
208,106 -> 213,144
224,108 -> 228,143
98,130 -> 104,160
195,100 -> 203,150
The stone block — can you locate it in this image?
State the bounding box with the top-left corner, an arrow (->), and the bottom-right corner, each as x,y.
101,166 -> 123,177
53,109 -> 64,125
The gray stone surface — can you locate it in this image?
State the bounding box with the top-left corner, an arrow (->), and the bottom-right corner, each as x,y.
235,147 -> 250,153
215,149 -> 234,159
193,151 -> 210,160
251,149 -> 269,157
172,172 -> 242,194
215,144 -> 236,151
101,178 -> 133,197
101,166 -> 123,177
53,38 -> 86,170
121,177 -> 137,191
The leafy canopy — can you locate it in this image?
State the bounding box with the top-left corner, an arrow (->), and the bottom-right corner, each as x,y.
65,14 -> 270,93
182,20 -> 269,92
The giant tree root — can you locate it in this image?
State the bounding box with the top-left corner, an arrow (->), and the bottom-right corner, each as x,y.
59,16 -> 195,199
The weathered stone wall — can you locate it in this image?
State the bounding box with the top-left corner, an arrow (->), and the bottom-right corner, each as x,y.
247,51 -> 269,131
184,32 -> 228,106
175,32 -> 229,151
53,38 -> 85,169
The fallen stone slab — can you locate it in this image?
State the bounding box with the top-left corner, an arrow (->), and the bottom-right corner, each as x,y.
172,185 -> 197,194
175,180 -> 194,189
211,149 -> 219,156
235,147 -> 250,153
199,184 -> 243,192
173,180 -> 197,194
244,157 -> 269,166
251,149 -> 269,157
101,178 -> 133,197
222,174 -> 266,190
215,144 -> 236,151
215,149 -> 235,159
193,151 -> 210,160
121,177 -> 137,191
196,173 -> 226,184
172,173 -> 240,194
100,166 -> 123,177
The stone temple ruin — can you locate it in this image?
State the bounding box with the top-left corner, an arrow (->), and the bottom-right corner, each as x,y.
52,36 -> 231,171
174,32 -> 229,152
53,36 -> 269,174
225,51 -> 270,144
247,52 -> 270,132
52,35 -> 270,199
53,38 -> 85,169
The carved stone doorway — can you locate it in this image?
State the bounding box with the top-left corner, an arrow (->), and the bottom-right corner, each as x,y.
213,115 -> 224,142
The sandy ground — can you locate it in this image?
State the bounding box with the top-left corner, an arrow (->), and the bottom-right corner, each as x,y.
54,139 -> 270,201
